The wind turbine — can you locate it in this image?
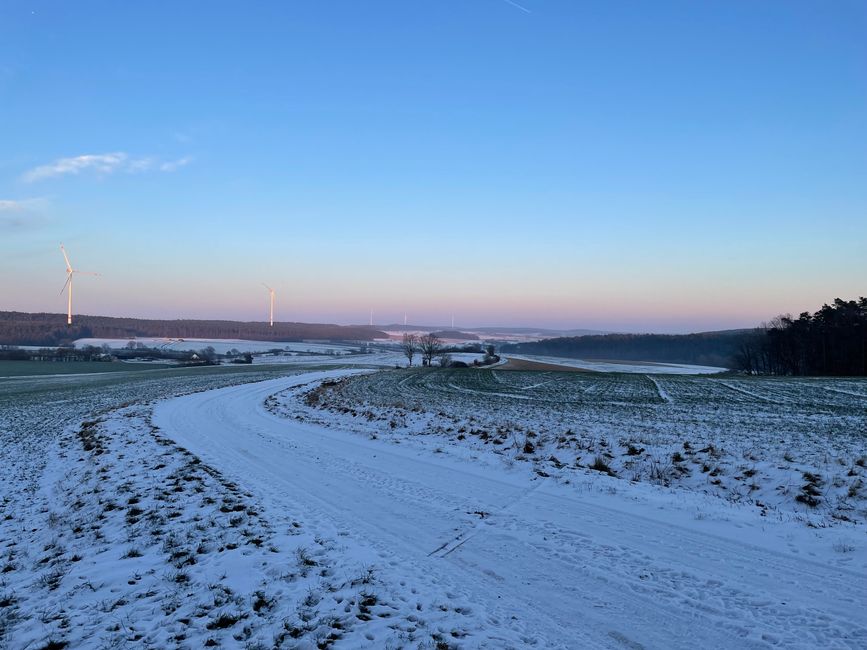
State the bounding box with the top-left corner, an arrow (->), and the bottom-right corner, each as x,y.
262,283 -> 275,327
59,243 -> 99,326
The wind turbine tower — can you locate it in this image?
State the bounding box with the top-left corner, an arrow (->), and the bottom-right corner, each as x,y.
262,283 -> 275,327
59,243 -> 99,327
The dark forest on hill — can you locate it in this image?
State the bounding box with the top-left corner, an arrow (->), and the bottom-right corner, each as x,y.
0,312 -> 386,346
734,298 -> 867,376
503,298 -> 867,376
502,331 -> 744,368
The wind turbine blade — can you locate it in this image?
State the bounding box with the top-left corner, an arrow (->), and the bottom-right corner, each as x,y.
262,283 -> 273,292
60,243 -> 72,271
60,273 -> 72,295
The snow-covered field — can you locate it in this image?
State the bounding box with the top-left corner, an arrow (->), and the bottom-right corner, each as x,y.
251,350 -> 405,368
75,337 -> 362,356
445,352 -> 486,364
291,368 -> 867,527
2,364 -> 866,648
0,365 -> 329,647
508,353 -> 727,374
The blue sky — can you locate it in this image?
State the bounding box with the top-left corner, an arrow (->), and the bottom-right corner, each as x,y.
1,0 -> 865,332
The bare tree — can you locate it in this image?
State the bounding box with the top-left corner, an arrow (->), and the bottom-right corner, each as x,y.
401,333 -> 418,367
418,333 -> 441,366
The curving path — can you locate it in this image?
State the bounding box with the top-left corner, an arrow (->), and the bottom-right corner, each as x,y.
153,371 -> 867,649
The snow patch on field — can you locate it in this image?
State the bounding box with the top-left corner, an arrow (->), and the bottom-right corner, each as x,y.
75,337 -> 359,355
510,354 -> 727,374
252,350 -> 405,368
646,374 -> 671,402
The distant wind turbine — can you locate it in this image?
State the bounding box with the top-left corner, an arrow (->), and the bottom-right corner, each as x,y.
59,243 -> 99,327
262,283 -> 275,327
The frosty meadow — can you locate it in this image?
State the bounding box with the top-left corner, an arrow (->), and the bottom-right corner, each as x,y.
0,344 -> 865,648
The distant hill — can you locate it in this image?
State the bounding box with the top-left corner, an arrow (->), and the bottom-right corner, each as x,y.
501,330 -> 750,368
377,324 -> 608,338
429,330 -> 480,341
0,312 -> 387,347
469,326 -> 609,337
376,324 -> 448,333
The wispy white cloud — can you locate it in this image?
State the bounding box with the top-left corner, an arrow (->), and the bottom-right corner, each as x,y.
159,156 -> 193,172
21,152 -> 192,182
22,152 -> 129,182
127,156 -> 157,173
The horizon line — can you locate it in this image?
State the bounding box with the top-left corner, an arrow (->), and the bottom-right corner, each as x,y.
0,309 -> 757,337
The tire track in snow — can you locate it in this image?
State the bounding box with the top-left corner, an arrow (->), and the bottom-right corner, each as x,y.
519,380 -> 554,391
447,382 -> 532,400
646,375 -> 671,403
428,480 -> 545,558
716,381 -> 783,404
823,386 -> 867,399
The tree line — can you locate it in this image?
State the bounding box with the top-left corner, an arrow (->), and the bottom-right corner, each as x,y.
0,343 -> 236,366
0,311 -> 386,346
401,333 -> 499,368
501,332 -> 743,368
735,298 -> 866,376
501,297 -> 866,377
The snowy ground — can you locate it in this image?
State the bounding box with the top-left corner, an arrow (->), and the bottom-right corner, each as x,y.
252,350 -> 405,367
2,364 -> 866,648
0,365 -> 389,648
508,354 -> 727,374
444,353 -> 486,365
158,374 -> 867,648
289,368 -> 867,527
74,337 -> 363,356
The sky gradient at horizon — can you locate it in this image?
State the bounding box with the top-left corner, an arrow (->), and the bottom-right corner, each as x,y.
1,0 -> 865,333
